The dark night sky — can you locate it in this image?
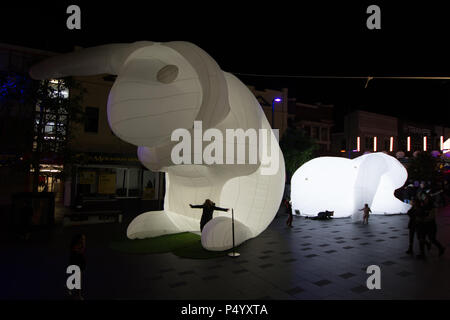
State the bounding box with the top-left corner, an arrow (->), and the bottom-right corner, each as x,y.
2,1 -> 450,128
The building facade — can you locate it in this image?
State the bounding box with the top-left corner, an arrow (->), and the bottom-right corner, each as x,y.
248,86 -> 289,137
332,109 -> 449,159
288,99 -> 334,154
345,110 -> 398,154
66,73 -> 165,208
0,43 -> 55,206
398,120 -> 449,153
0,43 -> 165,210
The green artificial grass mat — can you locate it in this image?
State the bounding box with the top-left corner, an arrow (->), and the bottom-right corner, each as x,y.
109,232 -> 235,259
172,240 -> 229,259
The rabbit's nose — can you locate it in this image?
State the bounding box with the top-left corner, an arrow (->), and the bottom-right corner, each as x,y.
157,64 -> 179,84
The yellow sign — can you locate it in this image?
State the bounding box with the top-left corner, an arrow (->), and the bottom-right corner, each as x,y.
143,187 -> 155,200
79,171 -> 96,184
98,173 -> 116,194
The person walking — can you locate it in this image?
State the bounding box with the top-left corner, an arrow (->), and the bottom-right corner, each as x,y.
423,195 -> 446,258
286,199 -> 293,227
406,198 -> 418,255
189,199 -> 230,232
359,204 -> 372,224
416,181 -> 427,201
415,199 -> 428,260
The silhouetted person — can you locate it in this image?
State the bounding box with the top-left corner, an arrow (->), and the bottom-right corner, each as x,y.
423,195 -> 445,258
285,199 -> 293,227
430,183 -> 445,208
416,181 -> 428,201
407,183 -> 416,203
359,204 -> 371,224
401,186 -> 409,203
69,234 -> 86,300
189,199 -> 229,232
406,198 -> 418,255
415,199 -> 429,260
306,210 -> 334,220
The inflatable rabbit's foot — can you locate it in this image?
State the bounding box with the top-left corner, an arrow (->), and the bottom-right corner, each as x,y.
127,210 -> 199,239
201,216 -> 253,251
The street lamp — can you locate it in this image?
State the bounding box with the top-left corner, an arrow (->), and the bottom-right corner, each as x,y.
272,97 -> 282,128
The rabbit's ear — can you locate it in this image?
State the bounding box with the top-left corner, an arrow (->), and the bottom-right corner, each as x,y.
29,41 -> 153,80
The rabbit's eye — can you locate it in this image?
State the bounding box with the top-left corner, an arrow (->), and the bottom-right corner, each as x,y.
157,64 -> 179,84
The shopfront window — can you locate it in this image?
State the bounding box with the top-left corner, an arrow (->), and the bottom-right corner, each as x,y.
142,170 -> 157,200
116,168 -> 127,196
76,166 -> 159,200
98,169 -> 116,195
128,168 -> 141,197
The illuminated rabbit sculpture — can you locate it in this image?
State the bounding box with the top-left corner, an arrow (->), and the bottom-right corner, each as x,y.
30,41 -> 285,251
291,152 -> 411,218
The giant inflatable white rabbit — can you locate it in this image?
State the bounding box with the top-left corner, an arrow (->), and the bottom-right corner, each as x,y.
30,41 -> 286,251
291,152 -> 411,219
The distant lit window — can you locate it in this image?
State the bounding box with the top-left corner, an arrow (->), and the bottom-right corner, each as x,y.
32,80 -> 70,153
49,79 -> 69,99
84,106 -> 99,133
45,122 -> 55,134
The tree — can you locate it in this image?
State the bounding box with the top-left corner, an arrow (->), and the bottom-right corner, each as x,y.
279,118 -> 318,180
0,73 -> 85,192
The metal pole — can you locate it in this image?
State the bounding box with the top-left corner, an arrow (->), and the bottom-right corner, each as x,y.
231,209 -> 235,253
228,208 -> 240,257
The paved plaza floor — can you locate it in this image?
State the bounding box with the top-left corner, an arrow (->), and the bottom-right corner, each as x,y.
1,206 -> 450,300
